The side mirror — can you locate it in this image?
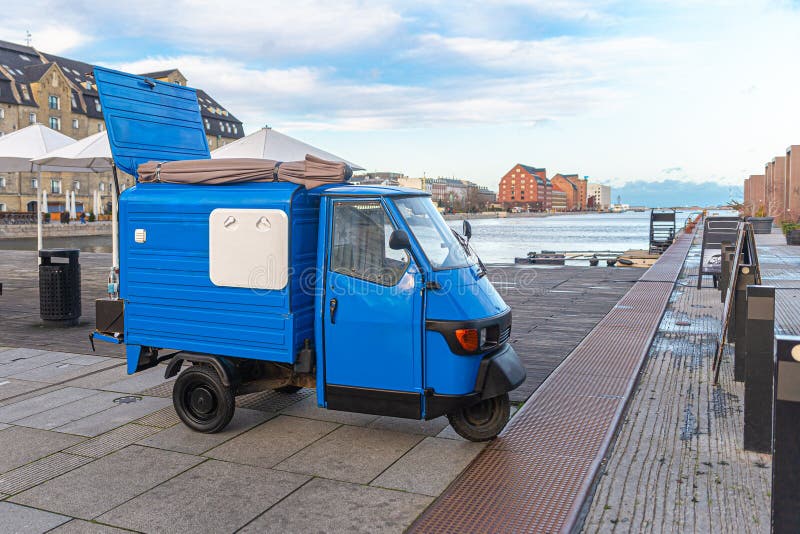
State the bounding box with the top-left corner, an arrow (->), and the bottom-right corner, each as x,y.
462,220 -> 472,241
389,229 -> 411,250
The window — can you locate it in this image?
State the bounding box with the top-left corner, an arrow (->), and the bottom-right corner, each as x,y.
21,86 -> 30,100
31,178 -> 38,189
71,94 -> 77,108
219,121 -> 224,131
0,108 -> 4,119
94,99 -> 101,112
98,123 -> 104,132
19,54 -> 31,61
330,201 -> 410,286
0,203 -> 6,212
51,179 -> 61,194
28,112 -> 36,124
73,180 -> 80,191
99,182 -> 105,192
233,124 -> 238,134
204,119 -> 210,130
72,118 -> 79,129
49,117 -> 61,130
226,123 -> 231,133
0,176 -> 6,188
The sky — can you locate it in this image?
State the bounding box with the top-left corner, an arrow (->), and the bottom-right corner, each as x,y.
2,0 -> 800,198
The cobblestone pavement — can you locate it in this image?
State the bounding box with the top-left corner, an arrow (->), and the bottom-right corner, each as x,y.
583,233 -> 772,533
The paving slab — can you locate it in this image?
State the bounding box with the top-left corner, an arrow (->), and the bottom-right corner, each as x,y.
280,395 -> 380,426
0,378 -> 47,401
240,477 -> 433,534
0,501 -> 71,533
101,367 -> 174,394
137,407 -> 271,455
0,387 -> 97,423
63,355 -> 111,366
9,359 -> 120,384
0,426 -> 84,473
49,519 -> 131,534
276,425 -> 424,484
98,459 -> 309,533
65,424 -> 161,458
0,423 -> 8,432
0,347 -> 47,363
10,445 -> 204,520
0,351 -> 76,377
0,452 -> 93,495
54,395 -> 171,437
367,415 -> 450,436
13,391 -> 122,430
62,365 -> 128,390
206,415 -> 337,468
133,405 -> 181,428
371,437 -> 486,496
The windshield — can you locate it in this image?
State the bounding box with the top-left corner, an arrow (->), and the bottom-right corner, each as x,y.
393,197 -> 476,270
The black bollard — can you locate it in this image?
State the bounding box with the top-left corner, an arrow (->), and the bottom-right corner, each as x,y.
733,265 -> 757,381
743,285 -> 775,452
772,335 -> 800,533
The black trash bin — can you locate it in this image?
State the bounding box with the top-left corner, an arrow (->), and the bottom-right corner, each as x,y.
39,249 -> 81,326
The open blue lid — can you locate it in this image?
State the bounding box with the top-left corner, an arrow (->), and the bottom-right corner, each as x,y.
94,66 -> 210,179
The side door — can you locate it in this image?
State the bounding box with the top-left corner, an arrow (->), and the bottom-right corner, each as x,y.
322,198 -> 423,418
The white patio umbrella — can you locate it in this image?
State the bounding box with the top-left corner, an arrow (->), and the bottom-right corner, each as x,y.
32,130 -> 120,268
211,126 -> 364,171
0,124 -> 76,255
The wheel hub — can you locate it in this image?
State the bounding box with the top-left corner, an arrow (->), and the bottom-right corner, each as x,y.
465,399 -> 493,425
189,386 -> 215,415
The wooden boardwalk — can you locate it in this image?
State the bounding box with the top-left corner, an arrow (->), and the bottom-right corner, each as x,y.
0,250 -> 641,401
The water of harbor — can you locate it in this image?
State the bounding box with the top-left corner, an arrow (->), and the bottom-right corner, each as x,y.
0,210 -> 720,264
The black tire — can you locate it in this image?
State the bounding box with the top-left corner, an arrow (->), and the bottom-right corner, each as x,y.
447,393 -> 510,442
273,385 -> 303,394
173,365 -> 235,433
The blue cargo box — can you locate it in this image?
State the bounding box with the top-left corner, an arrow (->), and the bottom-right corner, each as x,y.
119,181 -> 319,363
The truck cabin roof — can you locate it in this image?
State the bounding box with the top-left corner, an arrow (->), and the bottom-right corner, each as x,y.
315,184 -> 432,198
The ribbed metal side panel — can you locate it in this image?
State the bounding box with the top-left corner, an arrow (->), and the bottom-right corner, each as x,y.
410,232 -> 694,534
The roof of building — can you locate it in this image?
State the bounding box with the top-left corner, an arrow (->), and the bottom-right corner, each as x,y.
140,69 -> 179,79
0,39 -> 242,139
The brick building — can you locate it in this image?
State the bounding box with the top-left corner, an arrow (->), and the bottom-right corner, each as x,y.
551,174 -> 579,211
748,174 -> 766,214
767,156 -> 786,221
551,189 -> 567,211
497,164 -> 551,211
0,39 -> 242,213
786,146 -> 800,222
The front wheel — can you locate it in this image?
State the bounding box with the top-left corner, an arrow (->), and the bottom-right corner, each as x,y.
447,393 -> 510,442
173,365 -> 235,433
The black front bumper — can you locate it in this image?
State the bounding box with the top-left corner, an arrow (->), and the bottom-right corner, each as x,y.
425,343 -> 526,419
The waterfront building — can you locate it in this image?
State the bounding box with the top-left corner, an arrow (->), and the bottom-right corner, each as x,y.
0,39 -> 242,213
587,183 -> 611,211
497,164 -> 552,211
772,156 -> 786,222
551,189 -> 567,211
397,176 -> 423,190
786,146 -> 800,222
553,173 -> 588,211
551,174 -> 580,211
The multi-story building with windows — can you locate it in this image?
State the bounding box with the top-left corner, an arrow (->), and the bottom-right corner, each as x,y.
497,164 -> 552,211
0,39 -> 243,212
587,183 -> 612,211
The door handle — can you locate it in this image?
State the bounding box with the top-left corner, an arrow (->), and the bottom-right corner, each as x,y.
329,298 -> 338,324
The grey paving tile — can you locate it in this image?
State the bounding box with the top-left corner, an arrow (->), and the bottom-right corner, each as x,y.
0,501 -> 71,533
0,427 -> 84,473
137,407 -> 271,455
206,415 -> 338,468
10,445 -> 203,520
0,452 -> 93,495
102,367 -> 173,394
276,425 -> 424,484
435,424 -> 468,441
0,423 -> 9,432
63,355 -> 110,366
9,359 -> 120,384
0,378 -> 48,402
62,365 -> 128,389
0,348 -> 47,363
368,415 -> 450,436
0,387 -> 96,423
49,519 -> 131,534
240,477 -> 433,534
0,351 -> 74,376
13,391 -> 121,430
280,395 -> 381,426
64,424 -> 162,458
53,396 -> 171,437
133,405 -> 180,428
370,437 -> 487,496
98,459 -> 309,533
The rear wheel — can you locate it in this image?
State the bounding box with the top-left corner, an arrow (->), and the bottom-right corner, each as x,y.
273,385 -> 303,394
447,393 -> 510,442
173,365 -> 235,433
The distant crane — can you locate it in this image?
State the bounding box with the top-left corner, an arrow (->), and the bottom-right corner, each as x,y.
25,31 -> 32,47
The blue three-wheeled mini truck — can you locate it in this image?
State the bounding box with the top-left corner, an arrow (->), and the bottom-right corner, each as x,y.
91,67 -> 526,441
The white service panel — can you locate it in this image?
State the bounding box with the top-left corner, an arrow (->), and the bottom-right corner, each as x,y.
209,208 -> 289,290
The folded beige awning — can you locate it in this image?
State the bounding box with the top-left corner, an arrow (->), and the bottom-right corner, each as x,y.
137,154 -> 352,189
